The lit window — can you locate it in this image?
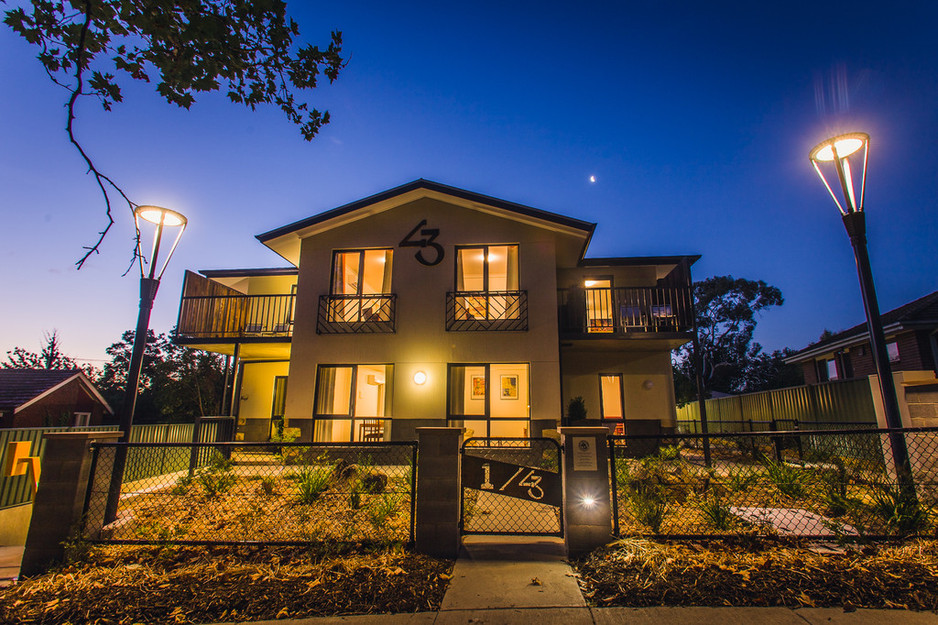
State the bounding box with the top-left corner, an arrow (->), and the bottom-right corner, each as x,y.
447,363 -> 529,438
887,341 -> 900,363
600,374 -> 624,435
826,358 -> 839,380
313,365 -> 392,442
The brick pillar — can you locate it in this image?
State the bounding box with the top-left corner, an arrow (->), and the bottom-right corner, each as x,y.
415,427 -> 463,559
559,426 -> 612,558
20,431 -> 122,577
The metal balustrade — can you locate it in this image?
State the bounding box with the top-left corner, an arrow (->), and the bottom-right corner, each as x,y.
177,294 -> 295,340
558,286 -> 693,335
445,291 -> 528,331
317,294 -> 396,334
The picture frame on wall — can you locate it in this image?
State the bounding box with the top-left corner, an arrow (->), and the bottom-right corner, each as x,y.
500,375 -> 519,400
471,375 -> 486,399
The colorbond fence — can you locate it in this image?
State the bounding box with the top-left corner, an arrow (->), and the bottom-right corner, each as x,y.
676,378 -> 877,430
0,421 -> 225,510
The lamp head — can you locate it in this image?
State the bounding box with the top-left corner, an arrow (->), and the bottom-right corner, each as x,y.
809,132 -> 869,215
133,205 -> 187,280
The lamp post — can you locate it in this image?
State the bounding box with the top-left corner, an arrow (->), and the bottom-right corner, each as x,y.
104,205 -> 187,524
808,132 -> 915,496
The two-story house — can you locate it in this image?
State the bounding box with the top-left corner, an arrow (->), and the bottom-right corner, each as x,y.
175,180 -> 698,442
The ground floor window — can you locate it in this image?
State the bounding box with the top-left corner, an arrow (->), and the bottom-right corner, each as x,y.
268,376 -> 288,439
313,364 -> 392,442
599,373 -> 624,435
447,363 -> 529,438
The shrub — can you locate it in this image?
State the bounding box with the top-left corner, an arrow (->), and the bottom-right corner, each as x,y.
726,470 -> 758,493
171,475 -> 192,495
698,495 -> 735,530
761,456 -> 809,499
627,483 -> 668,533
257,475 -> 278,496
368,493 -> 404,532
296,466 -> 332,504
199,470 -> 236,498
867,481 -> 931,536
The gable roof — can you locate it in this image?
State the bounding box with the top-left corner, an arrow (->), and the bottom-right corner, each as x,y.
256,179 -> 596,266
0,369 -> 113,414
786,290 -> 938,363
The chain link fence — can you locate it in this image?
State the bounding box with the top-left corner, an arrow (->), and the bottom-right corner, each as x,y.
460,437 -> 562,536
610,427 -> 938,539
82,441 -> 416,545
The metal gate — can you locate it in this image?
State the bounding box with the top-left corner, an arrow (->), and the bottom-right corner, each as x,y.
460,437 -> 563,536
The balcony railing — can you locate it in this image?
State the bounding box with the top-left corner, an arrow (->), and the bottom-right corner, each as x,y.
446,291 -> 528,331
557,286 -> 693,336
317,294 -> 396,334
177,294 -> 295,340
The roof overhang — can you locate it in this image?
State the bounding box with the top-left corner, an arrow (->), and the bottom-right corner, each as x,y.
14,371 -> 114,415
784,322 -> 908,364
256,179 -> 596,266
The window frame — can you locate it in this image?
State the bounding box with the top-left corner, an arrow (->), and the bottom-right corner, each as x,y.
329,248 -> 393,296
598,373 -> 625,422
446,362 -> 530,438
312,363 -> 393,442
453,244 -> 520,293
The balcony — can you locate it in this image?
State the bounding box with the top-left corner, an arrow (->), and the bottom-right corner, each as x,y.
177,294 -> 295,341
446,291 -> 528,331
557,286 -> 693,336
317,294 -> 396,334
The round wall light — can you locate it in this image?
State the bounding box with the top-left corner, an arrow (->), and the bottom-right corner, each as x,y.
413,371 -> 427,385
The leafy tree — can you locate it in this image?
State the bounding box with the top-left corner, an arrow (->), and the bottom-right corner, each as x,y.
5,0 -> 345,266
2,330 -> 91,372
672,276 -> 803,403
95,329 -> 226,421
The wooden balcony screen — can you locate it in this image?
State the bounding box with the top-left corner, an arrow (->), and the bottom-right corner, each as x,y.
317,294 -> 396,334
445,291 -> 528,331
558,286 -> 693,335
177,271 -> 295,340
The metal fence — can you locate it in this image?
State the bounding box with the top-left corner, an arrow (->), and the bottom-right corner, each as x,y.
609,427 -> 938,539
676,378 -> 877,425
82,441 -> 417,545
0,422 -> 226,511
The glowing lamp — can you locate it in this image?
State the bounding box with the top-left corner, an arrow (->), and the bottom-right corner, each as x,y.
808,132 -> 869,215
133,205 -> 188,281
413,371 -> 427,385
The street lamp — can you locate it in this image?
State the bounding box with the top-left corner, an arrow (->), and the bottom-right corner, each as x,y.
104,205 -> 187,524
808,132 -> 914,493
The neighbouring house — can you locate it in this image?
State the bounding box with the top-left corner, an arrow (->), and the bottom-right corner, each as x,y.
0,369 -> 113,428
174,180 -> 699,442
786,290 -> 938,384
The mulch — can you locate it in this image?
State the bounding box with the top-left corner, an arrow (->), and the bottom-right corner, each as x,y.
0,544 -> 453,624
575,538 -> 938,611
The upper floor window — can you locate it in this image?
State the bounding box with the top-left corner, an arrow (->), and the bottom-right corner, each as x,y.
456,245 -> 519,292
332,249 -> 393,295
887,341 -> 900,363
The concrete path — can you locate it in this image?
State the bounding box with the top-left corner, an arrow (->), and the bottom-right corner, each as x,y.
0,546 -> 24,588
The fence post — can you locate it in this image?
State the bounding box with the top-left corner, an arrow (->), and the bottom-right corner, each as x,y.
414,427 -> 463,559
559,426 -> 612,558
20,431 -> 122,577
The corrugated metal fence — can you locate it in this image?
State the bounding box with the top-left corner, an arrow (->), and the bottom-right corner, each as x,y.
0,421 -> 222,510
676,378 -> 877,430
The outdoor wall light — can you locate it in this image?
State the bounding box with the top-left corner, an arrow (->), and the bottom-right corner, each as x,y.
413,371 -> 427,385
581,495 -> 597,509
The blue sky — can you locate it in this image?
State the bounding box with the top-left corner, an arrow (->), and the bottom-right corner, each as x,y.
1,0 -> 936,366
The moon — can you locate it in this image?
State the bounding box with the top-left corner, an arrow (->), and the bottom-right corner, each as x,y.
589,175 -> 596,183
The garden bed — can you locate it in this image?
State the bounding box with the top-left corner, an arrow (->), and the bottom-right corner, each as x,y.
575,538 -> 938,610
0,544 -> 452,624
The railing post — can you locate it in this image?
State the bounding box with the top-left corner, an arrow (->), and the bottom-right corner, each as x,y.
20,431 -> 121,577
414,427 -> 464,559
559,426 -> 613,558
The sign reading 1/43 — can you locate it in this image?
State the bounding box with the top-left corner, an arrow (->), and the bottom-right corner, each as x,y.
461,454 -> 562,507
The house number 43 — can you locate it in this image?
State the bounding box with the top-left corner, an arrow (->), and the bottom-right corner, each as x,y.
399,219 -> 444,266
